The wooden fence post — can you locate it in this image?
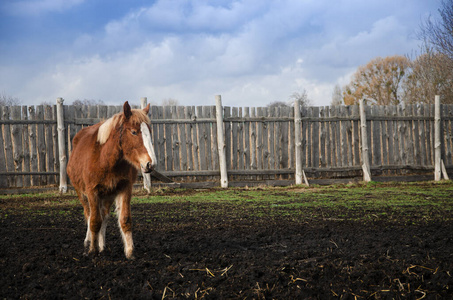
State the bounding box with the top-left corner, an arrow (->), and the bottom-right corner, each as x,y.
359,100 -> 372,182
56,98 -> 67,193
294,100 -> 303,185
215,95 -> 228,188
434,95 -> 441,181
141,97 -> 152,193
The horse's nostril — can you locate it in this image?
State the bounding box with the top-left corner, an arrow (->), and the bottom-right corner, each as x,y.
146,162 -> 153,170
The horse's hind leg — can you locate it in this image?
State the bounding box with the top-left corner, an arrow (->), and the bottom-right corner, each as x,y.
98,213 -> 109,252
115,189 -> 134,259
98,196 -> 114,252
74,192 -> 92,251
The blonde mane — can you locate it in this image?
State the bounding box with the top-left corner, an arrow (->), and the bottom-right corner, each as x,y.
97,109 -> 150,145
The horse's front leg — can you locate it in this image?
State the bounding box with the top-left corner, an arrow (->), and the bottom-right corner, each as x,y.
115,189 -> 134,259
87,193 -> 102,256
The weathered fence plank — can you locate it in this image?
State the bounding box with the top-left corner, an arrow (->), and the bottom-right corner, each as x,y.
231,107 -> 239,171
243,107 -> 251,170
268,107 -> 276,170
22,106 -> 31,187
0,107 -> 8,187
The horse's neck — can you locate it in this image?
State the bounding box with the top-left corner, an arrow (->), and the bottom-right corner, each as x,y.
99,131 -> 123,167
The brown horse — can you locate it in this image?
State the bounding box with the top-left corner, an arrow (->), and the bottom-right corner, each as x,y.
67,101 -> 156,259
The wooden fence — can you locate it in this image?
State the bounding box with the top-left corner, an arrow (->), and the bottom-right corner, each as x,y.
0,96 -> 452,190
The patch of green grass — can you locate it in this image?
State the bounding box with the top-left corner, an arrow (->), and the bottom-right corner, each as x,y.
0,192 -> 61,200
1,181 -> 452,224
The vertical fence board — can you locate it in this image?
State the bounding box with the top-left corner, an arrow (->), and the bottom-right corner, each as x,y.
243,107 -> 251,170
306,107 -> 313,168
237,107 -> 244,170
327,106 -> 335,167
177,106 -> 188,171
35,106 -> 46,185
329,106 -> 337,167
319,107 -> 326,168
379,106 -> 388,167
312,107 -> 320,168
196,106 -> 207,171
399,105 -> 408,165
351,105 -> 360,167
268,107 -> 276,170
204,106 -> 214,172
339,106 -> 348,167
407,105 -> 415,166
323,106 -> 331,167
156,106 -> 165,171
281,107 -> 290,170
427,104 -> 434,165
190,106 -> 199,172
210,106 -> 219,171
418,105 -> 427,166
391,106 -> 400,166
410,106 -> 418,166
52,105 -> 59,180
289,107 -> 295,175
11,106 -> 23,187
171,106 -> 180,171
205,107 -> 214,172
184,106 -> 194,172
44,106 -> 55,184
275,107 -> 284,168
22,106 -> 31,186
346,106 -> 354,167
256,108 -> 264,171
371,106 -> 381,167
232,107 -> 239,171
0,107 -> 7,187
263,107 -> 270,171
223,107 -> 231,170
164,106 -> 173,171
385,106 -> 394,167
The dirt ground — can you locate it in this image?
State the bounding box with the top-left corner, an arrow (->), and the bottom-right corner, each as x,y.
1,188 -> 452,299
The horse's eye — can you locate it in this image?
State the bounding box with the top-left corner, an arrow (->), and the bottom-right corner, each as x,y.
131,130 -> 138,136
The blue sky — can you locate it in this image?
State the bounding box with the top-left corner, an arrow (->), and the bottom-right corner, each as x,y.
0,0 -> 440,107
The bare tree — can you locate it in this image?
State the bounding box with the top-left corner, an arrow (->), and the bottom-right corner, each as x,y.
267,101 -> 290,108
331,84 -> 343,106
419,0 -> 453,61
161,98 -> 179,106
343,55 -> 410,105
404,49 -> 453,104
289,89 -> 311,107
72,99 -> 105,106
0,92 -> 21,106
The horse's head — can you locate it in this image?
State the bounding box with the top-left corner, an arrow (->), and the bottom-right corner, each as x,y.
120,101 -> 157,173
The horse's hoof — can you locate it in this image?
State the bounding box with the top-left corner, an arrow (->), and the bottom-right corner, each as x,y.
126,253 -> 135,260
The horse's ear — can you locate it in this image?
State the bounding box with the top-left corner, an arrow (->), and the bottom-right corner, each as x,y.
123,101 -> 132,119
143,103 -> 150,114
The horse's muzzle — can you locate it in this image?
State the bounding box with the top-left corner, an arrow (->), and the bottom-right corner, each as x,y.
141,161 -> 154,173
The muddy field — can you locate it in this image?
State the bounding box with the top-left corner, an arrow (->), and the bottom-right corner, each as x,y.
1,184 -> 453,299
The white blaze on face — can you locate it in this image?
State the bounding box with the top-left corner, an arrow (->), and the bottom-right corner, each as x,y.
140,122 -> 157,169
